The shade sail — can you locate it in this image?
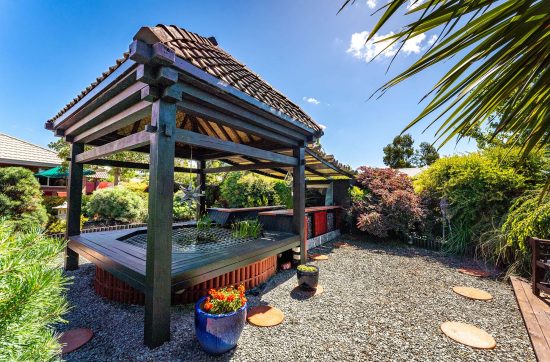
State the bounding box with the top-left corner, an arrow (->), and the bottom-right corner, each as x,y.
35,166 -> 95,178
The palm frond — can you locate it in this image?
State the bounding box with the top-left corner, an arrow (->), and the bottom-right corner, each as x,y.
343,0 -> 550,154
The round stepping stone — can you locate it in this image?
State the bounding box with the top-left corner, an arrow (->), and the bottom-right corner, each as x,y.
59,328 -> 93,354
334,242 -> 351,248
440,321 -> 496,349
247,306 -> 284,327
458,268 -> 490,278
293,284 -> 324,298
452,286 -> 493,301
309,254 -> 329,261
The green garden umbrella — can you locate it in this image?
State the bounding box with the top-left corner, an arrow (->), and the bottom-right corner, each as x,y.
35,166 -> 95,178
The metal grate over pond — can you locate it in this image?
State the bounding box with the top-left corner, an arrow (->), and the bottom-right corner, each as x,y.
119,227 -> 257,253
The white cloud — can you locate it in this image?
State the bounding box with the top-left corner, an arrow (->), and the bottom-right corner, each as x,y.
427,34 -> 438,46
319,124 -> 327,130
366,0 -> 377,9
348,31 -> 437,61
347,31 -> 397,62
407,0 -> 425,10
303,97 -> 320,105
402,33 -> 425,54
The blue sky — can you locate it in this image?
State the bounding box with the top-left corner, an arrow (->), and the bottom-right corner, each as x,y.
0,0 -> 476,168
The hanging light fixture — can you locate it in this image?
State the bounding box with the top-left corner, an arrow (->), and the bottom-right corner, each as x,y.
176,146 -> 205,207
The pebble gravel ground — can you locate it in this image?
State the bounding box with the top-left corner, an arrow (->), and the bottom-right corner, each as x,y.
58,237 -> 535,362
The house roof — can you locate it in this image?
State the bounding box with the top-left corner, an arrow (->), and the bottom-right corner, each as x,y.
46,24 -> 323,135
0,133 -> 61,168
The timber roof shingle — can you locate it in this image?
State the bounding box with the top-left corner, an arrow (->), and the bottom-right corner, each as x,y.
47,24 -> 322,135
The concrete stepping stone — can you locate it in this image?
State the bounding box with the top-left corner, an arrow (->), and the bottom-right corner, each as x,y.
334,242 -> 351,248
247,306 -> 284,327
309,254 -> 329,261
59,328 -> 93,354
440,321 -> 496,349
292,285 -> 324,298
453,286 -> 493,301
458,268 -> 490,278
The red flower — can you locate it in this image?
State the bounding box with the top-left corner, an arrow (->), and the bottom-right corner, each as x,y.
203,302 -> 213,311
227,294 -> 235,302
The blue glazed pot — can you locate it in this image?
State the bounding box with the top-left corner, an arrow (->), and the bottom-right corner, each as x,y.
194,296 -> 247,355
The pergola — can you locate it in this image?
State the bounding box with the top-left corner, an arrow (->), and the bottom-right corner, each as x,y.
46,25 -> 350,348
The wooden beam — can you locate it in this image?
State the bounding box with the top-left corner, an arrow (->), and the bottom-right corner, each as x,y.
178,98 -> 299,147
64,81 -> 147,137
173,128 -> 297,166
75,131 -> 150,164
178,83 -> 308,141
65,143 -> 84,271
293,145 -> 306,264
84,158 -> 199,173
53,62 -> 137,129
73,100 -> 151,144
144,100 -> 176,348
220,159 -> 285,180
305,148 -> 355,178
204,162 -> 288,174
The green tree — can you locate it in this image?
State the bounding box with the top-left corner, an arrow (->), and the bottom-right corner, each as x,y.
340,0 -> 549,155
0,167 -> 47,230
0,221 -> 68,361
48,139 -> 147,185
413,142 -> 439,167
383,134 -> 415,168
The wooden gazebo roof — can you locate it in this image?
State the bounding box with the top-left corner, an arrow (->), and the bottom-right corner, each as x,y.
46,24 -> 352,181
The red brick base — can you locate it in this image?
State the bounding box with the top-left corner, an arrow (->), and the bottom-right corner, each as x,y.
93,255 -> 278,305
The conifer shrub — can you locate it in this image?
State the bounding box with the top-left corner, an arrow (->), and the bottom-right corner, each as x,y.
0,167 -> 47,230
0,220 -> 68,361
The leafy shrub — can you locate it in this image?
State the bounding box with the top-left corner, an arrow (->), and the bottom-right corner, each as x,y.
173,191 -> 196,221
482,147 -> 549,187
87,186 -> 146,223
352,167 -> 424,239
0,220 -> 69,361
479,193 -> 550,277
220,172 -> 289,208
415,153 -> 527,254
0,167 -> 47,230
231,219 -> 263,238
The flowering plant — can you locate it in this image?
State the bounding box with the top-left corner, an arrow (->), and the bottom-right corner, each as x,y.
201,284 -> 247,315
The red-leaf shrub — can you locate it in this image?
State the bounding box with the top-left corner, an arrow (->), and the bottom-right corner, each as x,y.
352,167 -> 424,239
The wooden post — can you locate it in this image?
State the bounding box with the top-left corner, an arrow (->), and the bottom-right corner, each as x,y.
292,144 -> 306,264
144,99 -> 176,348
196,160 -> 206,219
64,142 -> 84,271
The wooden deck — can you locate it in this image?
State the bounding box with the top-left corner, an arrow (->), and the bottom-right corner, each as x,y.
69,223 -> 299,294
510,276 -> 550,361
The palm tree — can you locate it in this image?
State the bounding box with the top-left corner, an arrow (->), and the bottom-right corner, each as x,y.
339,0 -> 549,155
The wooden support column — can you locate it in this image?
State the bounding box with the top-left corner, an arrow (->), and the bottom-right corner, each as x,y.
64,142 -> 84,271
144,99 -> 176,348
292,144 -> 306,264
196,160 -> 206,219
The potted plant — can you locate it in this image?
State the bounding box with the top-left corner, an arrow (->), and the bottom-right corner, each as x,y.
296,264 -> 319,290
195,285 -> 248,355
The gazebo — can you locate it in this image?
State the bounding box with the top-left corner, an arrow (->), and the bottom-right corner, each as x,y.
46,25 -> 350,347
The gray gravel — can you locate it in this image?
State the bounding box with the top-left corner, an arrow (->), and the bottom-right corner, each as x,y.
58,237 -> 535,361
